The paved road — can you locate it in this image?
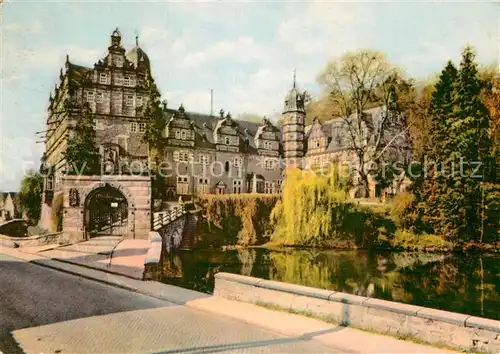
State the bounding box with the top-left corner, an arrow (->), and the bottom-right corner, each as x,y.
0,254 -> 338,353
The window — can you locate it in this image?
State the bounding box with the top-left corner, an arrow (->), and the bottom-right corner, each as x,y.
233,157 -> 243,168
316,140 -> 320,148
139,123 -> 146,133
181,130 -> 187,140
86,91 -> 95,102
265,181 -> 274,194
224,136 -> 231,145
174,151 -> 192,163
177,176 -> 189,195
99,73 -> 107,84
123,76 -> 131,86
96,92 -> 104,103
199,154 -> 209,165
264,159 -> 275,170
126,95 -> 134,106
224,161 -> 230,173
136,96 -> 143,107
46,175 -> 54,191
263,141 -> 272,150
175,130 -> 181,139
130,122 -> 138,133
233,180 -> 242,194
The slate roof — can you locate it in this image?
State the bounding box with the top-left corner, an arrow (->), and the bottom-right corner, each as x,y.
67,63 -> 92,87
163,109 -> 282,153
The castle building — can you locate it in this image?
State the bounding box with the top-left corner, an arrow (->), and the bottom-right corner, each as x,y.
39,28 -> 410,237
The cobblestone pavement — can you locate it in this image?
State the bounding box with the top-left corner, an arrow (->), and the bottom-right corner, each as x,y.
0,254 -> 339,353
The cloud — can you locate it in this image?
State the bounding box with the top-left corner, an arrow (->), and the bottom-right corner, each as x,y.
182,36 -> 272,69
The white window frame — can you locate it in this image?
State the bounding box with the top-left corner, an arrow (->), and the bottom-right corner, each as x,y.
175,130 -> 181,139
99,73 -> 107,84
96,92 -> 104,103
123,76 -> 131,87
224,136 -> 231,145
130,122 -> 138,133
136,96 -> 143,107
125,94 -> 134,106
181,130 -> 187,140
139,123 -> 146,133
86,91 -> 95,103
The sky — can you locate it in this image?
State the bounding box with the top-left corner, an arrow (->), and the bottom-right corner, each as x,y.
1,0 -> 499,191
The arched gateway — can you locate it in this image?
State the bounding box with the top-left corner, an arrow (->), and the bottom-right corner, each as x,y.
84,184 -> 129,237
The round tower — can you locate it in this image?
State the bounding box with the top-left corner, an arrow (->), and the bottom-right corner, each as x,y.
281,70 -> 306,169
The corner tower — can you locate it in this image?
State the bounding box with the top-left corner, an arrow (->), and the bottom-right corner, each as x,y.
281,71 -> 306,169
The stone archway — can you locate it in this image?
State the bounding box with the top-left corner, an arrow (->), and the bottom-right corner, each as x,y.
84,184 -> 129,238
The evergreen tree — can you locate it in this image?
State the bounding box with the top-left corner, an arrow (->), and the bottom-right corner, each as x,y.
64,104 -> 101,175
428,60 -> 458,161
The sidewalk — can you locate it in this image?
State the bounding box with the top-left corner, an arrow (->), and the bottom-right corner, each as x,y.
1,246 -> 457,354
15,236 -> 150,279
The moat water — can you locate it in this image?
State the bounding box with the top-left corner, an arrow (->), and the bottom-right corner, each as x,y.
161,249 -> 500,320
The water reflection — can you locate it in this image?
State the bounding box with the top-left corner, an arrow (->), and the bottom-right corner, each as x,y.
161,249 -> 500,320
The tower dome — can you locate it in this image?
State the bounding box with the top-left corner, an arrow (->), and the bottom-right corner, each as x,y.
126,36 -> 150,72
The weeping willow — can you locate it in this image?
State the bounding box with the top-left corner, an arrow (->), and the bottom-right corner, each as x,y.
270,164 -> 349,246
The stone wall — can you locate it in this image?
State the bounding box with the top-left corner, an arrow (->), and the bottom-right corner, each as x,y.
157,214 -> 187,252
61,175 -> 151,241
214,272 -> 500,353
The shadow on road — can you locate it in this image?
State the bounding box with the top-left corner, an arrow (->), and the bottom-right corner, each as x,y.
0,255 -> 174,353
154,327 -> 347,354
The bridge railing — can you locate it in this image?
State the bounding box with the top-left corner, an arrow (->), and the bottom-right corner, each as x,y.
152,205 -> 186,230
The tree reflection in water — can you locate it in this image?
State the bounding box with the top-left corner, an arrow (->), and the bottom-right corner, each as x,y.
161,249 -> 500,320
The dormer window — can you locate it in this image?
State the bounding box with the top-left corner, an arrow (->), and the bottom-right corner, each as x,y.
224,137 -> 231,145
99,73 -> 107,84
181,131 -> 187,140
316,140 -> 320,148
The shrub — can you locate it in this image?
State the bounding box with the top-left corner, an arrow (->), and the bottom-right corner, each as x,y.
390,229 -> 451,250
195,194 -> 280,247
390,192 -> 414,227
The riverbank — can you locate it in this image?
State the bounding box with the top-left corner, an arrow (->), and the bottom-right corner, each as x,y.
222,240 -> 500,254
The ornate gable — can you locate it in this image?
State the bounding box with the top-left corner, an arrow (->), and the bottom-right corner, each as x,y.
166,105 -> 195,148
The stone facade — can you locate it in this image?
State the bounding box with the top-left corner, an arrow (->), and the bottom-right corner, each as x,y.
61,175 -> 151,240
215,272 -> 500,353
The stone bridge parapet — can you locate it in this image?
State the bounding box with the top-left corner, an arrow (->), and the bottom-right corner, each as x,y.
214,272 -> 500,353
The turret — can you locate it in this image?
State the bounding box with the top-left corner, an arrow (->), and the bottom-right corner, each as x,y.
281,70 -> 306,169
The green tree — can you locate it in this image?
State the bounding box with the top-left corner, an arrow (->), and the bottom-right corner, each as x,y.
17,170 -> 44,223
141,78 -> 167,199
64,104 -> 101,175
409,47 -> 497,243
